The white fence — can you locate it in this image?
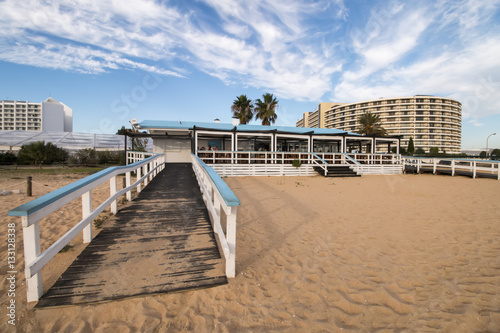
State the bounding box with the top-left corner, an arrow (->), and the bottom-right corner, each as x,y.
197,150 -> 403,176
127,151 -> 155,164
402,157 -> 500,180
191,154 -> 240,277
8,154 -> 166,302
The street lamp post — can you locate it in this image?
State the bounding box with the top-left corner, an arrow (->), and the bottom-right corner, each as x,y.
486,133 -> 497,158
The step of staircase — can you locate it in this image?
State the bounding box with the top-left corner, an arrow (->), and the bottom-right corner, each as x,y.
314,165 -> 361,178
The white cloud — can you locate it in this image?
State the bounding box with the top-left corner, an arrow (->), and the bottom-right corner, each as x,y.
334,1 -> 500,118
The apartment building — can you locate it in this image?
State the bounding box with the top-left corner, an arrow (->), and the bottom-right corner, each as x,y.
297,96 -> 462,153
0,97 -> 73,132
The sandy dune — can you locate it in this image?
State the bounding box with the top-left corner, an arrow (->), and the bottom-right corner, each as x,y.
1,171 -> 499,332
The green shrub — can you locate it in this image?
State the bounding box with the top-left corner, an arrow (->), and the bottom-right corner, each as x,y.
0,152 -> 17,165
17,141 -> 67,165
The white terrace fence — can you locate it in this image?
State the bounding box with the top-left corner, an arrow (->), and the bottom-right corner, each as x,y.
402,156 -> 500,180
8,154 -> 166,302
191,154 -> 241,278
196,150 -> 403,177
127,151 -> 155,164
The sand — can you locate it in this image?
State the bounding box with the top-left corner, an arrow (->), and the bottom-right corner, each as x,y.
1,171 -> 499,332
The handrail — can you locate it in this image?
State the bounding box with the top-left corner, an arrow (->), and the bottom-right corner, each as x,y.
191,154 -> 240,277
342,153 -> 362,165
8,154 -> 166,302
311,153 -> 329,176
9,155 -> 161,223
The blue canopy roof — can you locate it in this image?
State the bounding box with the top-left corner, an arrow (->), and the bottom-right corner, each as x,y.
138,120 -> 360,136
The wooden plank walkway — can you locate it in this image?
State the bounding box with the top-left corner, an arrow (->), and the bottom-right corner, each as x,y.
36,163 -> 227,307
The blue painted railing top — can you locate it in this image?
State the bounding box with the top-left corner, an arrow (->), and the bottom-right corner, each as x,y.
8,155 -> 160,217
192,154 -> 241,207
343,153 -> 362,165
311,153 -> 329,165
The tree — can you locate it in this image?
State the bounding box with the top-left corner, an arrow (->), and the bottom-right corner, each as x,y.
479,151 -> 487,158
356,112 -> 387,136
407,137 -> 415,155
491,149 -> 500,160
17,141 -> 67,165
429,147 -> 439,156
415,148 -> 425,155
231,95 -> 254,124
254,93 -> 278,125
74,148 -> 98,165
116,126 -> 148,152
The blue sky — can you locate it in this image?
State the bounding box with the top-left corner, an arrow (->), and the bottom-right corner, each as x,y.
0,0 -> 499,150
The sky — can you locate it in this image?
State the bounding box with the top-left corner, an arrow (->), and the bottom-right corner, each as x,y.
0,0 -> 499,150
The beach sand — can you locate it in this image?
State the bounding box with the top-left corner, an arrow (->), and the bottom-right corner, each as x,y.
1,171 -> 499,332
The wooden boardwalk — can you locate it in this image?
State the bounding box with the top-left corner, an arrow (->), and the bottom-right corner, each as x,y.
37,163 -> 227,307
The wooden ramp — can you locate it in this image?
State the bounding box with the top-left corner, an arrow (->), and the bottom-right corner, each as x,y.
36,163 -> 227,307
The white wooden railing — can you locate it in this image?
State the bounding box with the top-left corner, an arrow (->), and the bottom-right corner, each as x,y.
8,154 -> 165,302
196,150 -> 401,165
196,151 -> 403,176
191,154 -> 240,278
127,151 -> 155,165
402,157 -> 500,180
311,153 -> 328,176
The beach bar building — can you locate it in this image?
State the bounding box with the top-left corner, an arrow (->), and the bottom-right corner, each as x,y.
130,119 -> 402,176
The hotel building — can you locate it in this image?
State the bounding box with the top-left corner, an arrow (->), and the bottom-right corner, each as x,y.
0,97 -> 73,132
297,96 -> 462,153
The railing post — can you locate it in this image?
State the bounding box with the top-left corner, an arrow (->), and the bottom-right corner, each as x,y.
143,164 -> 148,186
433,159 -> 437,174
82,191 -> 92,243
137,166 -> 142,193
126,171 -> 132,201
110,176 -> 117,214
213,194 -> 221,234
473,161 -> 476,179
451,160 -> 455,176
226,207 -> 237,278
22,217 -> 43,302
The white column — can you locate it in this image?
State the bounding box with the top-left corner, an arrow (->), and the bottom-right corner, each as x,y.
226,207 -> 237,278
23,217 -> 43,302
110,176 -> 117,214
82,191 -> 92,243
137,166 -> 142,193
126,171 -> 132,201
433,159 -> 437,174
143,165 -> 148,186
213,194 -> 221,234
473,161 -> 476,179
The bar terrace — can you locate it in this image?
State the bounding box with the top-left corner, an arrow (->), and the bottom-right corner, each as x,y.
132,120 -> 403,176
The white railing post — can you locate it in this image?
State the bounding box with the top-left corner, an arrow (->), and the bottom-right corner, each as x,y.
143,165 -> 148,186
226,207 -> 237,278
82,191 -> 92,243
433,159 -> 437,174
126,171 -> 132,201
22,217 -> 43,302
473,161 -> 477,179
110,176 -> 117,214
213,194 -> 221,234
452,160 -> 455,176
137,166 -> 142,193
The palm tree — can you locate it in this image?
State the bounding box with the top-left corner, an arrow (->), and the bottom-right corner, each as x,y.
231,95 -> 254,124
356,111 -> 387,136
254,93 -> 278,126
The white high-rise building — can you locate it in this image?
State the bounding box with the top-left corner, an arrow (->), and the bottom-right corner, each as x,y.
0,97 -> 73,132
